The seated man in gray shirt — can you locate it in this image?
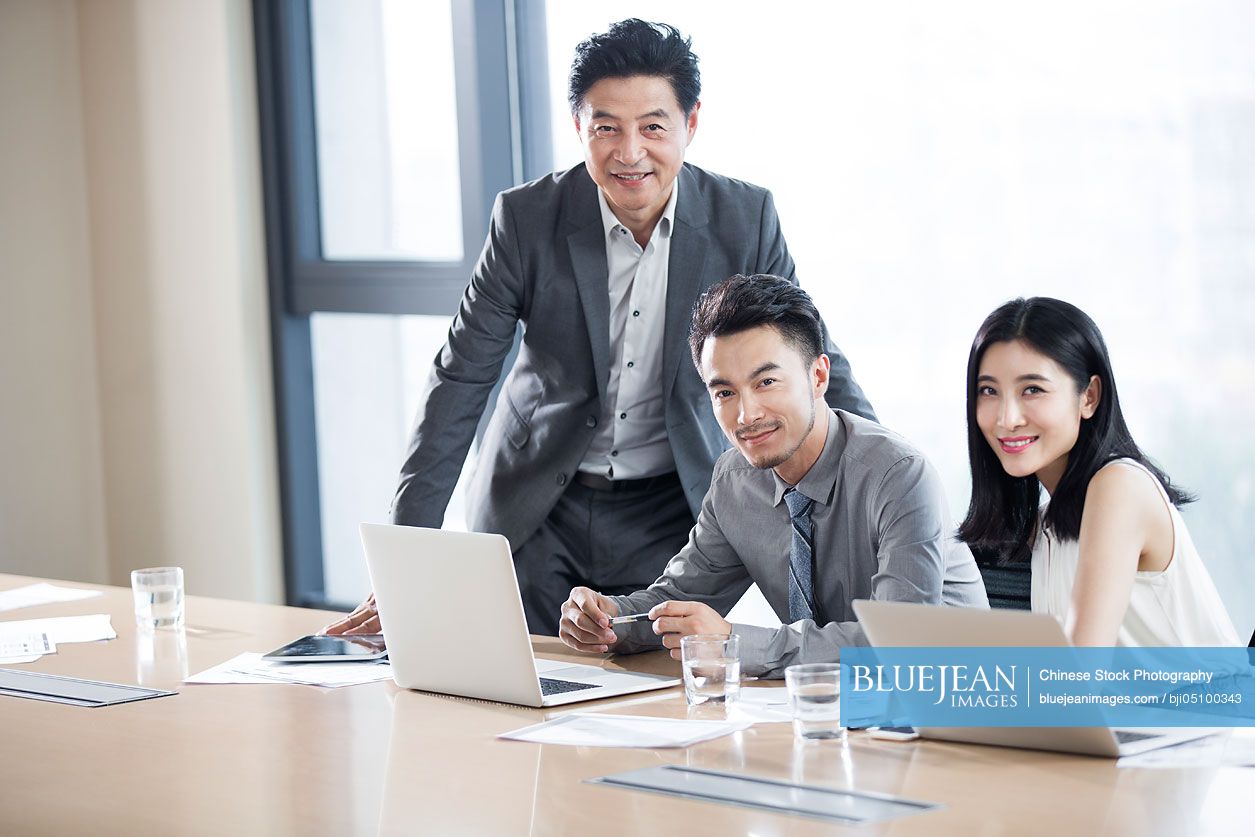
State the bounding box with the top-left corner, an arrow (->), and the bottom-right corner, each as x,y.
558,274 -> 988,677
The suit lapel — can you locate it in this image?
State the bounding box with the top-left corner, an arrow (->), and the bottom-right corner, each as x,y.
563,172 -> 611,403
663,165 -> 710,403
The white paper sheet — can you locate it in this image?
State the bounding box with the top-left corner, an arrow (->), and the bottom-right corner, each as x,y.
1117,731 -> 1255,768
185,652 -> 395,688
727,686 -> 794,724
0,583 -> 103,613
0,614 -> 115,644
182,654 -> 281,685
0,630 -> 56,664
738,686 -> 790,705
499,713 -> 753,748
0,632 -> 56,659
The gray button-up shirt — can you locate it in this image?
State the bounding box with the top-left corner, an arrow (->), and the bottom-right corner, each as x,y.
577,182 -> 678,480
607,410 -> 989,677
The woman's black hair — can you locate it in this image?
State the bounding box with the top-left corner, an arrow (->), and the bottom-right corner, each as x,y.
958,297 -> 1192,564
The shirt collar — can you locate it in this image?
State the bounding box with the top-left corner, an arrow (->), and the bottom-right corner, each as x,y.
772,410 -> 846,507
597,175 -> 679,243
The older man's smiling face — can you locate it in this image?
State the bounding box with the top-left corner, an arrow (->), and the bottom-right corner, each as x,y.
575,74 -> 698,239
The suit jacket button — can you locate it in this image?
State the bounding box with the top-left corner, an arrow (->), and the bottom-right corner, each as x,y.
586,415 -> 597,428
556,473 -> 567,486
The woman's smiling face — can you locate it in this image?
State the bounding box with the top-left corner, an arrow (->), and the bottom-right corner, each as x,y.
975,339 -> 1100,493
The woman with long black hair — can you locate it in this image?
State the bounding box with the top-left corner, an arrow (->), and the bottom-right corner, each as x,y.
959,297 -> 1239,646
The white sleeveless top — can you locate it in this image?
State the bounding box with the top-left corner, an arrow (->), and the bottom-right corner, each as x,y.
1030,458 -> 1240,646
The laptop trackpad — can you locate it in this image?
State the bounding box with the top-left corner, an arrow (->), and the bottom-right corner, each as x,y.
535,659 -> 609,683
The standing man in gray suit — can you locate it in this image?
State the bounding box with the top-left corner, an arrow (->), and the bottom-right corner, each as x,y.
325,19 -> 874,637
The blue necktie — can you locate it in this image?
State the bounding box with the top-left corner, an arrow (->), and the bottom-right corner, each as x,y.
784,488 -> 816,622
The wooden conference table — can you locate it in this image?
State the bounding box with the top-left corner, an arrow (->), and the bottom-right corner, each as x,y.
0,573 -> 1246,835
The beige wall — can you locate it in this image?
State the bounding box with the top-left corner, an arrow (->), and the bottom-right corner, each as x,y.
0,0 -> 282,604
0,0 -> 109,585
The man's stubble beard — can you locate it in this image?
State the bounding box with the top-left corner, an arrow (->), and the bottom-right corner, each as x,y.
745,398 -> 816,471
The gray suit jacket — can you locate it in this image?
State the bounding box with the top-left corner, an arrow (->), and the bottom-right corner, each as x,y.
390,163 -> 875,549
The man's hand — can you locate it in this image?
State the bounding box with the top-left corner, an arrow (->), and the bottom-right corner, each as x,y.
558,587 -> 620,653
649,601 -> 732,660
321,593 -> 380,636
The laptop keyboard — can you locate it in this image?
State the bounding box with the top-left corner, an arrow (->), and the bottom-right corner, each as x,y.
539,677 -> 599,696
1114,730 -> 1162,744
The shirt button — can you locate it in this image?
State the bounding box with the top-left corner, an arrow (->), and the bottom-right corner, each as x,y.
556,473 -> 567,486
610,450 -> 619,457
632,310 -> 640,317
586,415 -> 597,428
626,361 -> 635,368
619,412 -> 627,420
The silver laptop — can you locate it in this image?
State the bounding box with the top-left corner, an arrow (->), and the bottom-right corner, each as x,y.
359,523 -> 679,707
852,600 -> 1218,757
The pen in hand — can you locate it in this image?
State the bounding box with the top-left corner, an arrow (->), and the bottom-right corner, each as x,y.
609,612 -> 651,625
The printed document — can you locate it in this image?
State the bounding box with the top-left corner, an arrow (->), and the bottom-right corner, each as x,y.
0,614 -> 115,645
499,713 -> 752,748
1117,730 -> 1255,768
185,652 -> 394,688
0,633 -> 56,665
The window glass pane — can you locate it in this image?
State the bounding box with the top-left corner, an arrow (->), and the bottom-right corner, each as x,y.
311,0 -> 463,261
545,3 -> 1255,625
311,313 -> 473,606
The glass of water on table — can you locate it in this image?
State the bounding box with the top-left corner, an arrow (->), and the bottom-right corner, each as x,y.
785,663 -> 844,741
681,634 -> 740,706
131,567 -> 185,631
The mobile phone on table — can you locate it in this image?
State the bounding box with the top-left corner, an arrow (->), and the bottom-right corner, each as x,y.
867,725 -> 919,741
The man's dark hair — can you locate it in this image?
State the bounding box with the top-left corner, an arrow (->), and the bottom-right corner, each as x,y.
688,274 -> 825,371
568,19 -> 701,116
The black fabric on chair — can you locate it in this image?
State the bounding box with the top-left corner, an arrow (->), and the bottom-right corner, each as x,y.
971,545 -> 1032,611
978,565 -> 1032,611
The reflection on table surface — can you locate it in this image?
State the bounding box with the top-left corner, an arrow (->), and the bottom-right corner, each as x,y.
0,574 -> 1248,836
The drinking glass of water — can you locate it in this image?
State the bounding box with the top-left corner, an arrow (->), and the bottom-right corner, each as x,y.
680,634 -> 740,706
785,663 -> 844,741
131,567 -> 185,631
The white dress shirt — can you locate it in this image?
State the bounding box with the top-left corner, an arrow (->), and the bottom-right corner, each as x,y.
578,180 -> 679,480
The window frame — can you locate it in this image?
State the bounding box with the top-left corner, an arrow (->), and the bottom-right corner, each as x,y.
253,0 -> 552,607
